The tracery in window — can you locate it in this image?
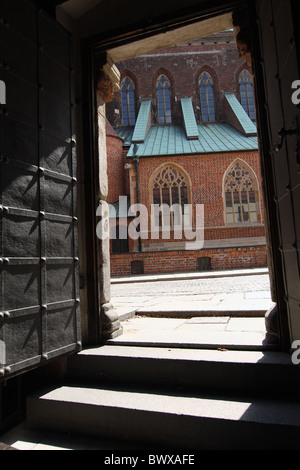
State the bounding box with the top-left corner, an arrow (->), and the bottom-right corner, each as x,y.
239,70 -> 256,120
121,77 -> 136,126
156,75 -> 172,124
224,160 -> 260,224
152,166 -> 189,228
199,72 -> 215,122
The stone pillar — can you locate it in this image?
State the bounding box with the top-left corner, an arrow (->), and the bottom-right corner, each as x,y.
233,7 -> 282,345
232,9 -> 252,67
265,305 -> 280,345
96,55 -> 123,340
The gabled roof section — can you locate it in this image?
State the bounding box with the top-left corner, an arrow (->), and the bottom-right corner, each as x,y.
116,126 -> 134,146
180,97 -> 199,140
132,100 -> 152,143
224,93 -> 257,136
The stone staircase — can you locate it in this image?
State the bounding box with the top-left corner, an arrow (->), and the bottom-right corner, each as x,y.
26,343 -> 300,450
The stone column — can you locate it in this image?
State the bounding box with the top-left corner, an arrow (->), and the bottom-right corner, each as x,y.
96,55 -> 123,340
232,9 -> 252,67
233,8 -> 279,345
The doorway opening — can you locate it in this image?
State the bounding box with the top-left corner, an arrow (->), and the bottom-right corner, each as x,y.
101,16 -> 277,351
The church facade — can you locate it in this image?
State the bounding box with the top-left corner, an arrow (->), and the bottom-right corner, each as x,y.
106,30 -> 267,276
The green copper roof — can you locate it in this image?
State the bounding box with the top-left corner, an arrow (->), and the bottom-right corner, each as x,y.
180,97 -> 199,139
117,126 -> 134,146
116,122 -> 258,157
132,100 -> 152,142
224,93 -> 257,136
114,93 -> 258,157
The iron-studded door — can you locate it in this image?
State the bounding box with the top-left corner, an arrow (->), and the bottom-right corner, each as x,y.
255,0 -> 300,347
0,0 -> 80,380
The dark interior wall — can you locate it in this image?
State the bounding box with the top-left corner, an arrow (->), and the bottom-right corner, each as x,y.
77,0 -> 240,39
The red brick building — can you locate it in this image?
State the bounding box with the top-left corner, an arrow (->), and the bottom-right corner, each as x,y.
106,30 -> 267,276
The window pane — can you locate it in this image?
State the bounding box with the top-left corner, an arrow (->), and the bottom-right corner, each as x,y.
240,71 -> 256,118
226,213 -> 234,224
157,76 -> 172,124
232,191 -> 240,221
249,191 -> 258,222
181,186 -> 188,206
249,191 -> 256,203
121,88 -> 128,125
200,87 -> 207,99
241,191 -> 249,222
226,191 -> 234,223
152,166 -> 189,229
225,163 -> 259,224
157,86 -> 164,123
164,86 -> 172,123
162,188 -> 170,205
208,106 -> 215,121
164,85 -> 170,99
171,186 -> 179,205
121,78 -> 136,126
200,75 -> 215,121
153,189 -> 160,205
225,192 -> 232,207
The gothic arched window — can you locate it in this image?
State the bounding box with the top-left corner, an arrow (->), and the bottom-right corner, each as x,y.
199,72 -> 215,122
224,160 -> 260,225
156,75 -> 172,124
152,165 -> 189,228
239,70 -> 256,120
121,77 -> 136,126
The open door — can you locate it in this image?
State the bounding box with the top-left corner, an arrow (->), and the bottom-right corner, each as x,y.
0,0 -> 81,380
254,0 -> 300,348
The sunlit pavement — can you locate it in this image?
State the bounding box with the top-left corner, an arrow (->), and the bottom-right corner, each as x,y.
109,268 -> 274,350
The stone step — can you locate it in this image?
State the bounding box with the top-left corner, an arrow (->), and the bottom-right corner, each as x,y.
117,307 -> 269,322
27,382 -> 300,450
66,345 -> 299,397
106,328 -> 274,352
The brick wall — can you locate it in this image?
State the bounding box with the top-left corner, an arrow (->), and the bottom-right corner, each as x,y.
106,120 -> 126,204
110,245 -> 267,276
135,150 -> 264,234
106,36 -> 250,127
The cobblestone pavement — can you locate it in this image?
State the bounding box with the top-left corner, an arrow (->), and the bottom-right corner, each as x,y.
111,274 -> 271,298
110,271 -> 274,319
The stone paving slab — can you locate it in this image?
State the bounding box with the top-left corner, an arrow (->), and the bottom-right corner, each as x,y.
0,423 -> 153,451
225,317 -> 267,332
108,316 -> 270,350
186,317 -> 230,324
108,328 -> 270,350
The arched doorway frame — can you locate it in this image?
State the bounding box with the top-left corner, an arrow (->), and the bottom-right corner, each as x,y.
81,1 -> 289,350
